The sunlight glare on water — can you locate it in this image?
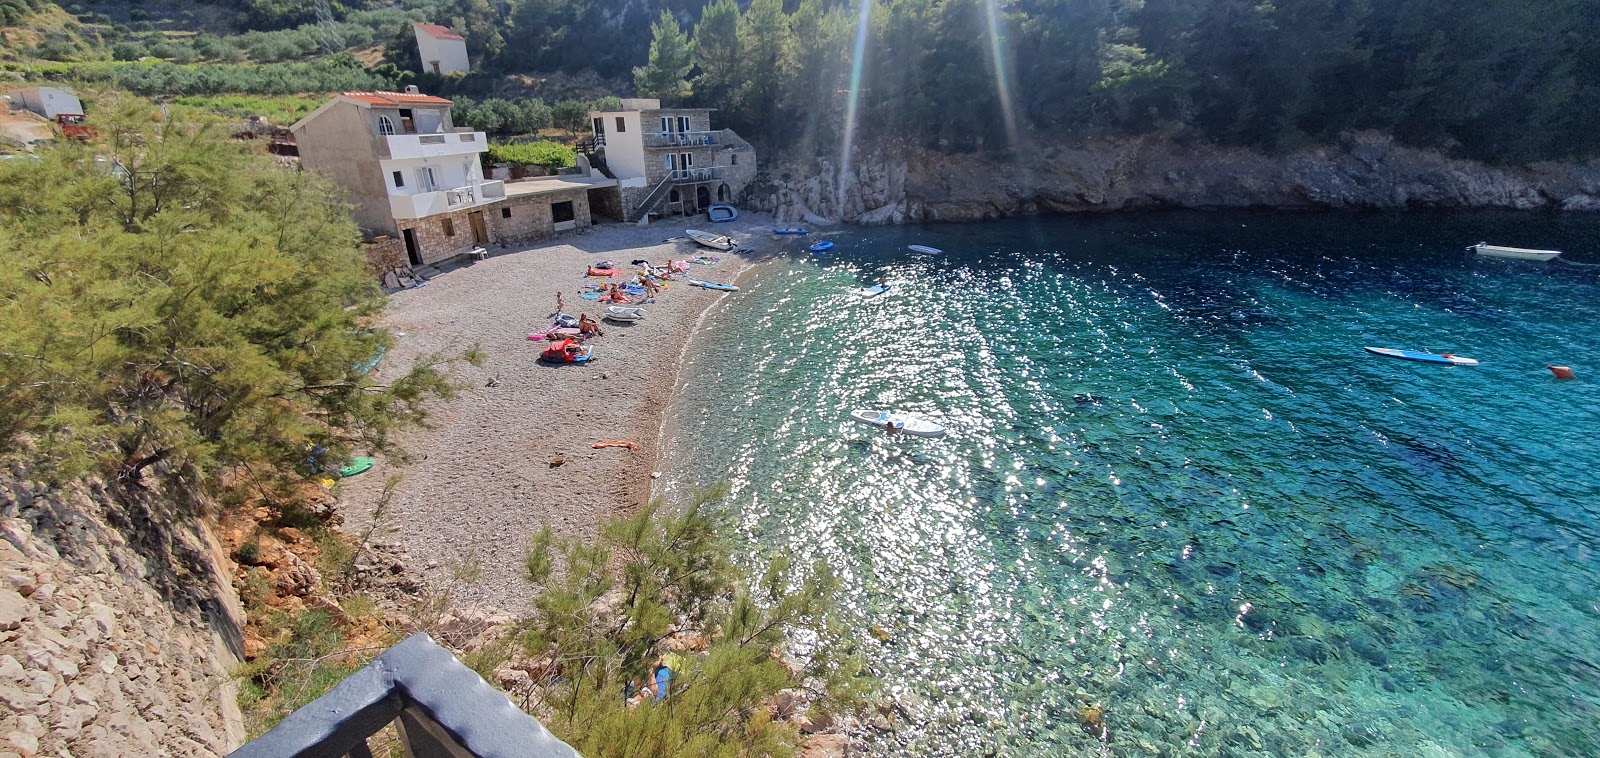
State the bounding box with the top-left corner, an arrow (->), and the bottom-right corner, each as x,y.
660,212 -> 1600,755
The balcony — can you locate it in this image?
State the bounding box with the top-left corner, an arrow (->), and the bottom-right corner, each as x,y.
644,130 -> 719,148
384,131 -> 487,160
390,180 -> 505,220
664,166 -> 727,183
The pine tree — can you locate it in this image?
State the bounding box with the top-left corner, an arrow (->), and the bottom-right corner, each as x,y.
691,0 -> 743,109
634,11 -> 695,103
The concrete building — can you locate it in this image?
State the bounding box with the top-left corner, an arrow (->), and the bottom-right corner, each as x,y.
413,23 -> 470,76
8,86 -> 83,119
292,88 -> 617,269
586,98 -> 756,222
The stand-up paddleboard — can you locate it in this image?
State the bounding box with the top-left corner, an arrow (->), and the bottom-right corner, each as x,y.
774,228 -> 810,235
908,244 -> 943,254
861,283 -> 890,297
1364,347 -> 1479,366
688,278 -> 740,292
809,241 -> 835,252
849,410 -> 947,437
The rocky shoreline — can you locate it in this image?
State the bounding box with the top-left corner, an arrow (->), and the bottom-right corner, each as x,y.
746,132 -> 1600,225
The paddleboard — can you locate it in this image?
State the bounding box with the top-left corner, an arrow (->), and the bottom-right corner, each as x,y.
774,228 -> 810,235
849,409 -> 947,437
861,284 -> 890,297
1364,347 -> 1479,366
908,245 -> 943,254
339,456 -> 375,477
809,241 -> 835,252
689,278 -> 740,292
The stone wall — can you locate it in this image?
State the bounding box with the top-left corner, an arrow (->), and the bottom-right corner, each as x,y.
489,189 -> 592,245
0,473 -> 245,756
399,208 -> 485,266
747,132 -> 1600,225
365,235 -> 408,275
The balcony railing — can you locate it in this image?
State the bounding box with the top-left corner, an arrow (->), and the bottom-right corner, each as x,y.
384,131 -> 488,160
665,166 -> 726,183
390,180 -> 506,219
645,130 -> 719,148
228,633 -> 578,758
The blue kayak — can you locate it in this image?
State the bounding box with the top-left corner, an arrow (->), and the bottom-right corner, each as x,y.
774,228 -> 810,235
809,241 -> 834,252
1364,347 -> 1479,366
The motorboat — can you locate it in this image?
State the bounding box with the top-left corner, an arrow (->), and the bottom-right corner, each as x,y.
686,229 -> 735,250
1469,243 -> 1561,261
707,205 -> 738,222
603,305 -> 647,322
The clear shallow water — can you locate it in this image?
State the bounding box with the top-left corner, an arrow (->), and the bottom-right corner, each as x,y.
659,212 -> 1600,756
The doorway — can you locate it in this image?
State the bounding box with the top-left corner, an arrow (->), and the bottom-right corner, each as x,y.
402,228 -> 421,266
696,185 -> 711,210
468,211 -> 489,245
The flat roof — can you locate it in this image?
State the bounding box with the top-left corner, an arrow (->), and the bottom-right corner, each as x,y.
503,175 -> 618,197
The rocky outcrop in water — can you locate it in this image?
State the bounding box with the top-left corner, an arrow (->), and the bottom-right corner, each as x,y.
0,472 -> 246,755
744,132 -> 1600,225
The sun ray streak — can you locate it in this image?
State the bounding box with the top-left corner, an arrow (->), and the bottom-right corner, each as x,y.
983,0 -> 1020,149
839,0 -> 873,211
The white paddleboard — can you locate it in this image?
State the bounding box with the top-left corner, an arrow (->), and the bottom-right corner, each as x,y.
908,245 -> 943,254
861,284 -> 890,297
849,409 -> 947,437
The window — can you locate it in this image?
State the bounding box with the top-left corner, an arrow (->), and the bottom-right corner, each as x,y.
551,201 -> 575,224
418,167 -> 436,192
378,115 -> 396,136
399,108 -> 416,133
660,117 -> 670,133
501,207 -> 511,219
731,154 -> 738,165
615,116 -> 626,132
392,171 -> 404,188
676,116 -> 690,132
442,218 -> 455,236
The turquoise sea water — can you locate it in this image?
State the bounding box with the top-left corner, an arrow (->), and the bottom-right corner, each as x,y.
658,212 -> 1600,756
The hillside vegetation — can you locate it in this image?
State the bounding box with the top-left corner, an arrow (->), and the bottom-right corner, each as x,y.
3,1 -> 1596,161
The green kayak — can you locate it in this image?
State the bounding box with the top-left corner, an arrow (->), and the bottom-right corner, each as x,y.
338,456 -> 375,478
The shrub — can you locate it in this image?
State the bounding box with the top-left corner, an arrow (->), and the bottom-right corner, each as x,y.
486,141 -> 576,170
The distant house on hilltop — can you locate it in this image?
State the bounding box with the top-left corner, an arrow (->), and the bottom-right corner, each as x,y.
413,23 -> 470,76
8,86 -> 83,120
291,87 -> 617,270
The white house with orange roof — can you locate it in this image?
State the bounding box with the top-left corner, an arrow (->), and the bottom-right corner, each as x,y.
413,23 -> 470,76
292,87 -> 617,269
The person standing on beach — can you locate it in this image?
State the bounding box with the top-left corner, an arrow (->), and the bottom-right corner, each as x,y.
555,290 -> 565,315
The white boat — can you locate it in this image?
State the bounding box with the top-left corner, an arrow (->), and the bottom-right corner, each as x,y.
849,409 -> 947,437
602,305 -> 647,322
1469,243 -> 1561,261
686,229 -> 735,250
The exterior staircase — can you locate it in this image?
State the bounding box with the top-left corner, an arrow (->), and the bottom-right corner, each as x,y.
625,176 -> 676,223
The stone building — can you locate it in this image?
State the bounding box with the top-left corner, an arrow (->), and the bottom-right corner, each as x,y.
586,98 -> 756,222
291,88 -> 616,269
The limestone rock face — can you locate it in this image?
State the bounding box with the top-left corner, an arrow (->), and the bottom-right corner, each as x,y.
742,133 -> 1600,225
0,473 -> 246,756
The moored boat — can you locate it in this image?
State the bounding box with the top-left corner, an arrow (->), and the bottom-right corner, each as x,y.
603,305 -> 647,322
1469,243 -> 1561,261
809,241 -> 834,252
1364,347 -> 1479,366
686,229 -> 735,250
707,204 -> 738,222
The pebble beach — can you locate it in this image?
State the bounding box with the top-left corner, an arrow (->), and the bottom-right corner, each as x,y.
339,216 -> 775,610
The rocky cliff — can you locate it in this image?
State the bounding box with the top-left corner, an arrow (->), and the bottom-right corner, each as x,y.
745,132 -> 1600,225
0,471 -> 246,756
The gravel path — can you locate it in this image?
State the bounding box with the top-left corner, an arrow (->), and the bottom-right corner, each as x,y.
337,216 -> 776,610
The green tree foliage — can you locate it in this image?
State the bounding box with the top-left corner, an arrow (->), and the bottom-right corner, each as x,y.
0,98 -> 457,500
634,11 -> 695,102
691,0 -> 743,113
520,486 -> 869,756
731,0 -> 791,136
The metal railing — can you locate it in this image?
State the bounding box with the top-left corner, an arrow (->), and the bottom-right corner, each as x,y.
644,130 -> 719,148
665,166 -> 726,183
229,634 -> 578,758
